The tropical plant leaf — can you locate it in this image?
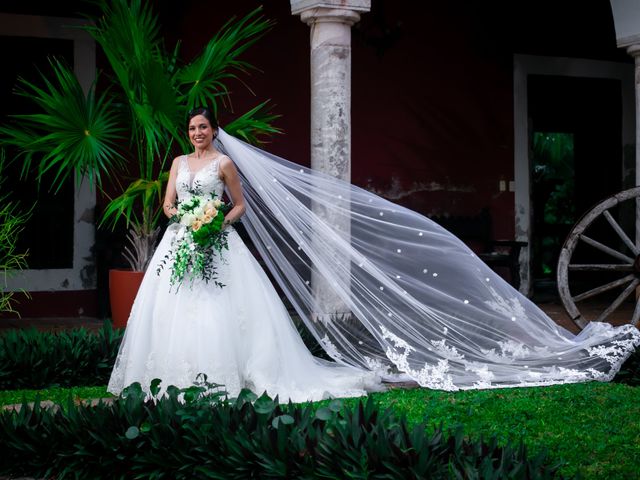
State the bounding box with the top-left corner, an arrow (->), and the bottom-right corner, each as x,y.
176,7 -> 274,114
84,0 -> 180,173
0,150 -> 32,315
224,101 -> 282,145
0,58 -> 125,192
100,172 -> 169,232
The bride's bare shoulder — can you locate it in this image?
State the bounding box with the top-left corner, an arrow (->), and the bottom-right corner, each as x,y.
218,155 -> 237,171
218,155 -> 239,181
168,155 -> 184,172
218,154 -> 233,166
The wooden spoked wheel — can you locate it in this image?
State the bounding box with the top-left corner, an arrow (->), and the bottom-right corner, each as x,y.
557,187 -> 640,329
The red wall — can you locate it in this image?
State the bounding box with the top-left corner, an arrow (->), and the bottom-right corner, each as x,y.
161,1 -> 516,239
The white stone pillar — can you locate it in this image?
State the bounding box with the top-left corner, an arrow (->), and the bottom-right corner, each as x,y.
291,0 -> 370,320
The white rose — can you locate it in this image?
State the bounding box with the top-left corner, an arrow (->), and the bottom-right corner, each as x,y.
180,213 -> 195,226
213,199 -> 223,208
204,200 -> 215,211
193,206 -> 204,218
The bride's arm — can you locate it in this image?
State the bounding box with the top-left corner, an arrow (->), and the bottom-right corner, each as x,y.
163,157 -> 180,218
219,155 -> 246,227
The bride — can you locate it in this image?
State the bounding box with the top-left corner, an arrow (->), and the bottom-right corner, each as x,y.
108,107 -> 640,401
107,108 -> 382,402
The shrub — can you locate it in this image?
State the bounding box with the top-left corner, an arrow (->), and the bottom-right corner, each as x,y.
0,150 -> 32,315
0,321 -> 122,389
0,378 -> 563,479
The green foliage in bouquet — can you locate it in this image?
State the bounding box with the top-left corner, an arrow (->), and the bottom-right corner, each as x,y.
157,186 -> 232,289
0,0 -> 280,271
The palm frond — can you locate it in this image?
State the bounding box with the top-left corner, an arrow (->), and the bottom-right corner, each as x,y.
100,172 -> 169,233
84,0 -> 164,80
224,101 -> 282,145
176,7 -> 274,114
0,58 -> 125,192
84,0 -> 180,172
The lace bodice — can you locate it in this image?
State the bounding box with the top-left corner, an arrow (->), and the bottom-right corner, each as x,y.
176,155 -> 225,201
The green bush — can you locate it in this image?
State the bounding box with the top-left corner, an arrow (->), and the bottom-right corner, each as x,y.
0,321 -> 122,389
0,150 -> 32,315
0,379 -> 563,479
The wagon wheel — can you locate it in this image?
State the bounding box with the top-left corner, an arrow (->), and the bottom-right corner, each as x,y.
557,187 -> 640,329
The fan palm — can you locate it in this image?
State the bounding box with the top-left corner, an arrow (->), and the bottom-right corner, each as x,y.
0,0 -> 280,271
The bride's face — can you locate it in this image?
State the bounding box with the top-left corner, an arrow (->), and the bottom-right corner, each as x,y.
188,115 -> 215,149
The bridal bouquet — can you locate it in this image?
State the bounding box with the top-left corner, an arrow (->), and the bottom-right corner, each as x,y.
158,189 -> 230,289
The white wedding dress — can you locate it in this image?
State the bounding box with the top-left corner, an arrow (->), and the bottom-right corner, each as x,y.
107,156 -> 382,402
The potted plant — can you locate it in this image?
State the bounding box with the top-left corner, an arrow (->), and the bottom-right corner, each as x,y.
0,0 -> 280,327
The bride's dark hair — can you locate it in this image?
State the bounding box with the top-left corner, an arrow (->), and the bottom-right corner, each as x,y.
186,106 -> 218,131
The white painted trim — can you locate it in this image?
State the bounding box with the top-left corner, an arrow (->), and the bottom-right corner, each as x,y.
513,54 -> 634,295
0,14 -> 97,292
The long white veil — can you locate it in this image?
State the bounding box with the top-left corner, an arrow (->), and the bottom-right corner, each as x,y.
216,128 -> 640,391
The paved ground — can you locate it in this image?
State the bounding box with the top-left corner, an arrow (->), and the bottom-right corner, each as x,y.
536,298 -> 635,333
0,316 -> 105,333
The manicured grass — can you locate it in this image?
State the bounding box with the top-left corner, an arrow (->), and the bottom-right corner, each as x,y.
331,382 -> 639,479
1,381 -> 637,478
0,386 -> 113,408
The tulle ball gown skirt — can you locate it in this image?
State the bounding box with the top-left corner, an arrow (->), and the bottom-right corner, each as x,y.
107,224 -> 381,402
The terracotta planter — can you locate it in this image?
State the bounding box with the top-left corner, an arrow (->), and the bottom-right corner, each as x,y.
109,269 -> 144,329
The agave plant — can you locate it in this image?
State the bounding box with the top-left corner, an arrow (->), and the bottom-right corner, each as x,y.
0,0 -> 280,271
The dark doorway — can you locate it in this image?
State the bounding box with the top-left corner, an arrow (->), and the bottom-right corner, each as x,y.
528,75 -> 622,298
0,36 -> 75,269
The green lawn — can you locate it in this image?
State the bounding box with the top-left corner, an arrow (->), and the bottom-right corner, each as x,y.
0,386 -> 113,408
333,382 -> 640,479
1,381 -> 637,479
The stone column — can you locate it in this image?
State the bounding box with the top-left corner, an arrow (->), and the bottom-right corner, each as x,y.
291,0 -> 370,321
